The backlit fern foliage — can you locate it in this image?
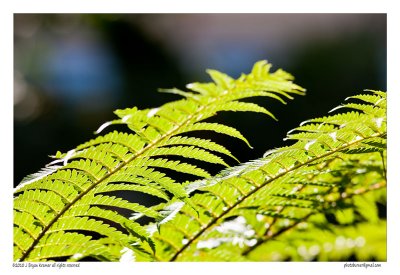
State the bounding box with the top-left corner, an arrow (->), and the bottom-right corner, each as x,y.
13,61 -> 386,262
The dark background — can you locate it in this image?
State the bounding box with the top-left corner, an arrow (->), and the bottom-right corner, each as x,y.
14,14 -> 386,186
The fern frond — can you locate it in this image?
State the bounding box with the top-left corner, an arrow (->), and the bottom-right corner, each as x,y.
14,60 -> 303,261
153,90 -> 386,261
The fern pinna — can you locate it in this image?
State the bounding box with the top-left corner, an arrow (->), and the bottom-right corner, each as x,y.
13,61 -> 305,261
153,90 -> 386,261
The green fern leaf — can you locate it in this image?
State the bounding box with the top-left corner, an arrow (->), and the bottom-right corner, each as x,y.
153,90 -> 386,262
14,60 -> 303,261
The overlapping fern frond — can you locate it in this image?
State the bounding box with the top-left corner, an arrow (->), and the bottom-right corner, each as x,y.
14,61 -> 304,261
153,90 -> 386,261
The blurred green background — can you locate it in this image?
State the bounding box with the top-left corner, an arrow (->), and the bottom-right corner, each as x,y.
14,14 -> 386,186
